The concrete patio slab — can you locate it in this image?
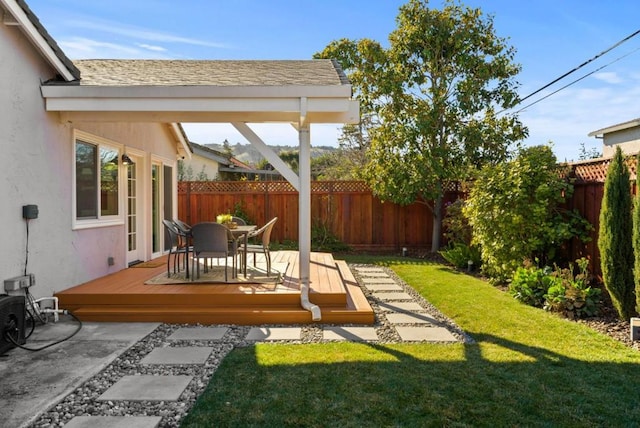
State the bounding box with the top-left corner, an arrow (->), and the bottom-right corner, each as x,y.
377,301 -> 425,312
245,327 -> 302,341
140,347 -> 213,365
98,375 -> 193,401
167,326 -> 228,340
0,319 -> 159,428
323,326 -> 379,341
385,313 -> 439,324
395,326 -> 457,342
372,291 -> 414,301
362,282 -> 403,291
64,415 -> 162,428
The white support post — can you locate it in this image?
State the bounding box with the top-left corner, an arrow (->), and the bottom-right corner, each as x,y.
297,99 -> 321,320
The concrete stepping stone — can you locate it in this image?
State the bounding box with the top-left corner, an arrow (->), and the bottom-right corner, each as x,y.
361,277 -> 397,284
354,267 -> 385,272
385,313 -> 440,325
140,347 -> 213,364
358,271 -> 389,277
98,375 -> 192,401
323,326 -> 379,341
363,282 -> 403,291
64,416 -> 162,428
167,326 -> 228,340
377,301 -> 425,312
372,291 -> 414,301
395,326 -> 457,342
246,327 -> 302,341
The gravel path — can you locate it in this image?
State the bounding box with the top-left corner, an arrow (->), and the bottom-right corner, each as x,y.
28,265 -> 469,428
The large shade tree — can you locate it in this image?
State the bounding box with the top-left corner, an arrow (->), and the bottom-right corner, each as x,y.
315,0 -> 527,251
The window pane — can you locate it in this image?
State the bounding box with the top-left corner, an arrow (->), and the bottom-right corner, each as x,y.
100,147 -> 119,216
76,141 -> 97,219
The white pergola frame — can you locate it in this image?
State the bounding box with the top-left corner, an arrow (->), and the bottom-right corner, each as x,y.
41,83 -> 359,320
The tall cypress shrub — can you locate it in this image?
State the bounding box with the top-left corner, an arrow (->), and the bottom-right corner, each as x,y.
599,146 -> 635,320
633,156 -> 640,314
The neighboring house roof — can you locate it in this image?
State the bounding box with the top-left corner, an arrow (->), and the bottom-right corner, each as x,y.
190,142 -> 230,164
588,117 -> 640,137
228,157 -> 251,169
2,0 -> 80,81
71,59 -> 348,87
563,154 -> 638,183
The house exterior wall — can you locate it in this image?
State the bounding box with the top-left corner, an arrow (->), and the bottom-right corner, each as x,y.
1,21 -> 177,299
180,155 -> 220,181
602,127 -> 640,157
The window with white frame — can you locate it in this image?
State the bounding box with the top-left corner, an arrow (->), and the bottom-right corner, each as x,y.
74,132 -> 124,228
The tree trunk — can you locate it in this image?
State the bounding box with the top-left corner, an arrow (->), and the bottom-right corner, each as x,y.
431,193 -> 443,253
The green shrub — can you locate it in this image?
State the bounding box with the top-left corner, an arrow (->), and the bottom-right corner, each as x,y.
509,263 -> 554,307
464,145 -> 592,284
543,258 -> 601,319
509,258 -> 601,319
439,243 -> 482,270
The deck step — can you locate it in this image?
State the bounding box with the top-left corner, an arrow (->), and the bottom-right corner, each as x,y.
71,304 -> 374,325
57,288 -> 346,307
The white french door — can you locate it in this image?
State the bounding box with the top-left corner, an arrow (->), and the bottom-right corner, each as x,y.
126,156 -> 144,265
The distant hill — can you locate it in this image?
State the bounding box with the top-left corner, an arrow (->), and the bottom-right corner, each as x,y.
205,143 -> 337,166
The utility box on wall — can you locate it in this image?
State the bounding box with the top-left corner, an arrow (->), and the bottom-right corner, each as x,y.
22,204 -> 38,220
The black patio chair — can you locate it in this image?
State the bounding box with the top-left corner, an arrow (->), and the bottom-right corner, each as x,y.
190,222 -> 239,282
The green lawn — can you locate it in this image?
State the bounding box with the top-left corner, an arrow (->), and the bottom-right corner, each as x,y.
181,256 -> 640,427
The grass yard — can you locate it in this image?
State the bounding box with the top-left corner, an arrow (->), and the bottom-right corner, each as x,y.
181,256 -> 640,427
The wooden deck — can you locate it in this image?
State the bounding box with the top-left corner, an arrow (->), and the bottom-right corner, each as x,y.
54,251 -> 374,325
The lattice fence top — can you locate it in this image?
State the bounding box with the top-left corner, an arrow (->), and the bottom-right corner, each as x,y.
179,180 -> 373,193
178,180 -> 467,194
565,156 -> 638,183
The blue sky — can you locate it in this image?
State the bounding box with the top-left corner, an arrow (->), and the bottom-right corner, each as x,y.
26,0 -> 640,161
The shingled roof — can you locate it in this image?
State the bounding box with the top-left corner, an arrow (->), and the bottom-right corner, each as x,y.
72,59 -> 348,87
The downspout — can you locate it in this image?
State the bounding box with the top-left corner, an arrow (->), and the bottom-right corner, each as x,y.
298,99 -> 321,320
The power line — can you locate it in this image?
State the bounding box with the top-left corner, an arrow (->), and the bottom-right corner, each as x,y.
514,46 -> 640,114
514,28 -> 640,107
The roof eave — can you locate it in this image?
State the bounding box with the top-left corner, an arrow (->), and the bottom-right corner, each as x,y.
40,85 -> 360,124
40,84 -> 353,98
588,118 -> 640,138
2,0 -> 79,81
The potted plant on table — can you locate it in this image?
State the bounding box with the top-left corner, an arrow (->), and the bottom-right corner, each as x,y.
216,213 -> 237,228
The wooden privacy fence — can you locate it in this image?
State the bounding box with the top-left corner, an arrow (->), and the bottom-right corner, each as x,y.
178,181 -> 463,251
176,176 -> 623,273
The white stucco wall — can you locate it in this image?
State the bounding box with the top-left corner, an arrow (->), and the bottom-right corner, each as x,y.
1,22 -> 177,299
602,127 -> 640,157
